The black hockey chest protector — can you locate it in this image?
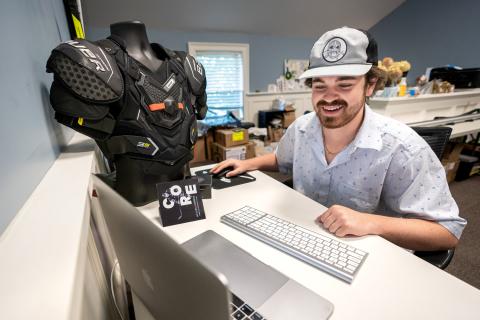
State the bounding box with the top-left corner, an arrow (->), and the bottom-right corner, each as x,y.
46,37 -> 208,169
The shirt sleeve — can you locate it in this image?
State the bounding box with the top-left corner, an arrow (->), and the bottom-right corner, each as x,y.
274,124 -> 296,175
382,145 -> 466,239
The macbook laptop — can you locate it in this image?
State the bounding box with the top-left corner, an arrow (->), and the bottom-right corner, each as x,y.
92,175 -> 333,320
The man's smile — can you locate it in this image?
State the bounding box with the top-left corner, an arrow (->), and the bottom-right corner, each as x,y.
321,104 -> 344,114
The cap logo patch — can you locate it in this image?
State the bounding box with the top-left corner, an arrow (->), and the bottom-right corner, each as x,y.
322,37 -> 347,62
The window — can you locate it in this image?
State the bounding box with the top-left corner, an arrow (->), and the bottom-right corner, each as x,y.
188,42 -> 249,125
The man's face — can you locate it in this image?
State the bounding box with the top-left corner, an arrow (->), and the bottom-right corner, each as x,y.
311,75 -> 375,129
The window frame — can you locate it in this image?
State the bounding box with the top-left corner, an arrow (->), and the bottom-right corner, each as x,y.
187,42 -> 250,119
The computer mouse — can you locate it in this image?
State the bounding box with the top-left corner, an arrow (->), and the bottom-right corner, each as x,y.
212,167 -> 234,178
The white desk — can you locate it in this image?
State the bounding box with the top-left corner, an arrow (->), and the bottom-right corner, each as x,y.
449,119 -> 480,139
137,166 -> 480,320
5,132 -> 477,320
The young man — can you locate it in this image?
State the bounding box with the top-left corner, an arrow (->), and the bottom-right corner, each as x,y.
211,27 -> 466,251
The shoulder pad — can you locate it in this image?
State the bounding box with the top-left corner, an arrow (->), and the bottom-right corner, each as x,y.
46,39 -> 123,103
50,80 -> 109,120
183,54 -> 206,96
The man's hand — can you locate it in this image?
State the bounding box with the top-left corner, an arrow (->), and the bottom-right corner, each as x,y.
210,159 -> 252,177
210,153 -> 279,178
316,205 -> 378,237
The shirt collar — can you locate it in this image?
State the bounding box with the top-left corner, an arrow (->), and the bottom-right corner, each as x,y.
299,113 -> 328,167
350,104 -> 383,152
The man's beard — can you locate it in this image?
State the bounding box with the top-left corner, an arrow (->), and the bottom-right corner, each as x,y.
314,97 -> 365,129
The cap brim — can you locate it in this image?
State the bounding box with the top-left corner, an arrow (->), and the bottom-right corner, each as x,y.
298,64 -> 372,79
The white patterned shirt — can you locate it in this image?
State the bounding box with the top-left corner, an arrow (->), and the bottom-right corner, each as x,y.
275,105 -> 466,239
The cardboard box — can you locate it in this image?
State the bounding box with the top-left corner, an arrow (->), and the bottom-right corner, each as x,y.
282,111 -> 296,128
282,105 -> 296,128
443,143 -> 464,162
246,141 -> 256,159
215,128 -> 249,147
190,136 -> 207,164
211,142 -> 247,162
441,142 -> 464,183
205,129 -> 215,160
442,159 -> 460,184
267,126 -> 284,142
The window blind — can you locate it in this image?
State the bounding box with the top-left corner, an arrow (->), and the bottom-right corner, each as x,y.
196,51 -> 244,124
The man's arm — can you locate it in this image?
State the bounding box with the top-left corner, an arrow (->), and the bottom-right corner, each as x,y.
317,205 -> 458,251
210,153 -> 279,177
323,143 -> 464,251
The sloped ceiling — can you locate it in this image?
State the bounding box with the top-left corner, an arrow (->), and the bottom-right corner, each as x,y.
82,0 -> 405,37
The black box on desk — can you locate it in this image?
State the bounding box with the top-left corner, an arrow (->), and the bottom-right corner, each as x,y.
197,174 -> 212,199
156,178 -> 206,226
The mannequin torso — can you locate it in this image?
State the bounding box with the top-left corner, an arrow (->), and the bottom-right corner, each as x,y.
110,21 -> 163,73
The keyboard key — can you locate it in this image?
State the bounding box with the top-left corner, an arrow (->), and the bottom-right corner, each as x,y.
231,294 -> 244,308
230,293 -> 263,319
240,304 -> 254,316
343,267 -> 354,274
346,265 -> 356,272
250,312 -> 264,320
233,310 -> 246,319
349,256 -> 361,264
347,251 -> 362,260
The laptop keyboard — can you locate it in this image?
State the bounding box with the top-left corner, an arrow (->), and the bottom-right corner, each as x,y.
231,292 -> 266,320
221,206 -> 368,283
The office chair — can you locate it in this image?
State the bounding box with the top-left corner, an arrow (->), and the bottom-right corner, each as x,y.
411,126 -> 452,160
411,126 -> 455,269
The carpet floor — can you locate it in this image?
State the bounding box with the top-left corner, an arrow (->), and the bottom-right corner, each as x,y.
446,175 -> 480,289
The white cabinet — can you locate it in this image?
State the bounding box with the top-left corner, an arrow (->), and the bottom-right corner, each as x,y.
244,89 -> 480,127
369,89 -> 480,123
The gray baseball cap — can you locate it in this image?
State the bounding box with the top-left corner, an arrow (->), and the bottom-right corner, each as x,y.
299,26 -> 378,79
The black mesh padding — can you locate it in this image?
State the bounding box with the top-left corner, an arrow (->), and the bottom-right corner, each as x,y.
52,54 -> 117,101
411,126 -> 452,160
143,76 -> 169,102
50,81 -> 110,120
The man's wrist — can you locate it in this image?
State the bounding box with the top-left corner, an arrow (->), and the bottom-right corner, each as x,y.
244,158 -> 258,171
366,213 -> 384,236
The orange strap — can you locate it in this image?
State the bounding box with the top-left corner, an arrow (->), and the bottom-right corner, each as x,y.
149,103 -> 165,111
149,102 -> 184,111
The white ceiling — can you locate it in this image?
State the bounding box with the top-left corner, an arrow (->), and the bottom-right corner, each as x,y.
82,0 -> 405,37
